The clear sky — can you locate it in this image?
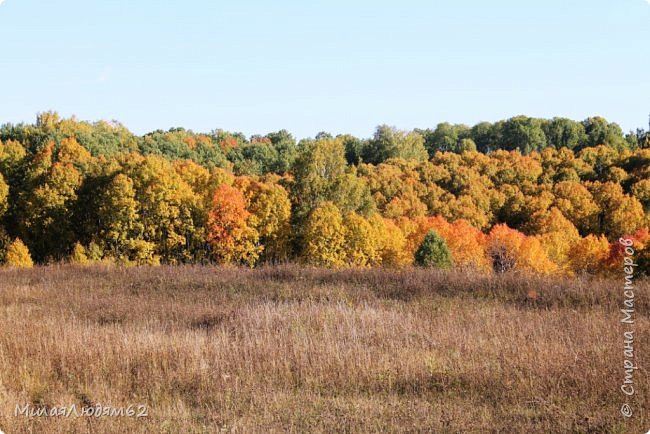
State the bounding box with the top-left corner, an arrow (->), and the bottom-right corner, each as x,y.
1,0 -> 649,139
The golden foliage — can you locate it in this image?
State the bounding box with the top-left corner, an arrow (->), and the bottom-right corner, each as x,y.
428,216 -> 490,271
5,238 -> 34,268
569,235 -> 611,275
242,180 -> 292,263
0,115 -> 648,274
488,224 -> 556,274
303,202 -> 347,267
343,212 -> 382,267
529,207 -> 580,274
69,243 -> 90,265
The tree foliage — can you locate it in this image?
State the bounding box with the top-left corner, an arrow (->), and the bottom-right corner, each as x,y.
0,112 -> 647,276
303,202 -> 347,267
414,230 -> 452,268
5,238 -> 33,268
207,184 -> 260,266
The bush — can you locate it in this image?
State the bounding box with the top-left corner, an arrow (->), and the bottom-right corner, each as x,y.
414,230 -> 452,268
69,242 -> 89,265
5,238 -> 34,268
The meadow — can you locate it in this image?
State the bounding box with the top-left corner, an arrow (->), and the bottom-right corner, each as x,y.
0,265 -> 647,433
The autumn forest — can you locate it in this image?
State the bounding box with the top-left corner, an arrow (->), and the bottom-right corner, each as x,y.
1,111 -> 649,276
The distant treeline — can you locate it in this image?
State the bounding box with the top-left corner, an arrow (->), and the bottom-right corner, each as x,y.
2,112 -> 649,173
0,112 -> 648,275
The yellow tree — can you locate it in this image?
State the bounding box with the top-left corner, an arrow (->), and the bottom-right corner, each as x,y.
303,202 -> 347,267
383,189 -> 428,219
344,212 -> 382,267
173,160 -> 224,261
0,139 -> 27,179
519,236 -> 558,274
19,160 -> 83,260
445,194 -> 491,231
69,242 -> 90,265
588,181 -> 647,238
359,159 -> 428,219
527,207 -> 580,274
0,173 -> 8,218
631,179 -> 650,212
578,145 -> 618,179
124,155 -> 200,263
57,137 -> 93,170
369,215 -> 411,266
242,179 -> 292,263
95,173 -> 157,264
552,181 -> 600,235
174,160 -> 212,194
490,150 -> 543,185
568,235 -> 611,275
5,238 -> 33,268
487,224 -> 556,274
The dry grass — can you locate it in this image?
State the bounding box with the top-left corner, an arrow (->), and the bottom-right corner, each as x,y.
0,265 -> 648,433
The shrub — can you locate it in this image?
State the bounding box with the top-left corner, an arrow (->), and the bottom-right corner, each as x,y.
5,238 -> 34,268
86,242 -> 104,262
69,242 -> 89,265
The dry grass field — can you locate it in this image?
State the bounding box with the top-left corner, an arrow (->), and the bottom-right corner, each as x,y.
0,265 -> 648,433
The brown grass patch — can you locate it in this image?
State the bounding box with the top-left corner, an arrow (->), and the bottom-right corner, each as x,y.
0,265 -> 647,432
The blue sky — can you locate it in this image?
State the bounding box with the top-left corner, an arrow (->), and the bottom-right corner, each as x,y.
1,0 -> 649,139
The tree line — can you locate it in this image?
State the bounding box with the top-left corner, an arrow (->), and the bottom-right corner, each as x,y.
0,112 -> 648,275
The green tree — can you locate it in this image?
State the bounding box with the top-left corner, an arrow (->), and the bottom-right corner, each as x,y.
414,230 -> 452,268
420,123 -> 471,154
500,116 -> 547,154
340,134 -> 365,165
229,140 -> 278,175
266,129 -> 297,173
291,137 -> 373,221
543,117 -> 586,150
470,121 -> 499,153
363,125 -> 428,164
581,116 -> 625,150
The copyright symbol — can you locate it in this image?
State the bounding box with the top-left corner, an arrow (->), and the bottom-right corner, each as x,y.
621,403 -> 632,418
